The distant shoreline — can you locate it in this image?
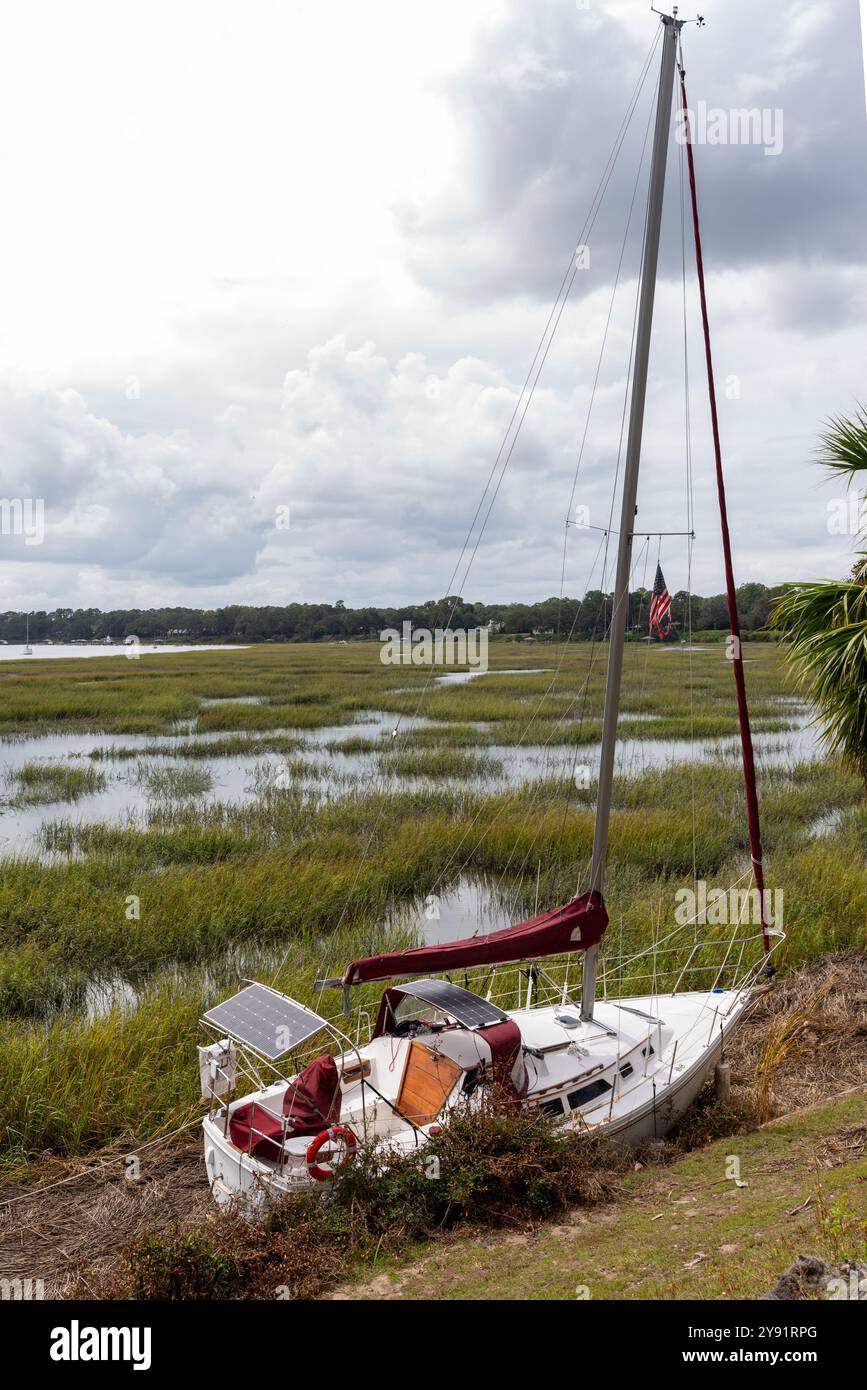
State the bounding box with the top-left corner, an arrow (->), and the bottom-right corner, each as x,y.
0,643 -> 249,662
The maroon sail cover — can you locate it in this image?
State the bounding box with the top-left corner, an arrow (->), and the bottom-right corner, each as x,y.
344,891 -> 607,986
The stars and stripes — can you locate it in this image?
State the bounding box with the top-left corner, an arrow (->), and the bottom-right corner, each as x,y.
649,563 -> 672,638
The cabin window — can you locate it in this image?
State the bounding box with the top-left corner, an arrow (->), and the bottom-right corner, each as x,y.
641,1043 -> 655,1058
390,995 -> 441,1035
541,1098 -> 565,1117
619,1061 -> 634,1079
567,1078 -> 612,1110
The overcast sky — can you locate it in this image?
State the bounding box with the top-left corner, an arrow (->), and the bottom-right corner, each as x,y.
1,0 -> 866,612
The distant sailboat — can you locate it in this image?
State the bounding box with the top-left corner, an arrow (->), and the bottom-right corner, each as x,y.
23,614 -> 32,656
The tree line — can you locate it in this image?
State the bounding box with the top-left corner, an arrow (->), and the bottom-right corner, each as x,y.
0,584 -> 781,645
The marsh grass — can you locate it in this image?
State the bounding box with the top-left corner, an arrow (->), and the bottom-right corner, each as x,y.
196,703 -> 341,733
89,734 -> 304,761
131,761 -> 213,799
0,924 -> 414,1162
8,763 -> 107,804
38,818 -> 255,866
2,754 -> 863,1026
248,758 -> 326,792
378,748 -> 504,780
324,736 -> 382,754
0,640 -> 796,740
754,980 -> 835,1124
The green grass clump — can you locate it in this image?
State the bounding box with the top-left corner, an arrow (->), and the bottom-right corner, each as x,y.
323,736 -> 381,754
8,763 -> 106,804
38,820 -> 254,867
379,748 -> 504,780
89,735 -> 303,761
131,761 -> 212,799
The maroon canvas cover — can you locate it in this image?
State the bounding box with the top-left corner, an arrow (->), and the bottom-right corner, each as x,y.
284,1054 -> 341,1133
478,1019 -> 527,1098
344,891 -> 608,986
229,1053 -> 341,1160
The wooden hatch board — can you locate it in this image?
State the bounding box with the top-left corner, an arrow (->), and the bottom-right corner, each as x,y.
396,1040 -> 462,1127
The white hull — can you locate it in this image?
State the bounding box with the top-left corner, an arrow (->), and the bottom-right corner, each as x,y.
202,985 -> 748,1206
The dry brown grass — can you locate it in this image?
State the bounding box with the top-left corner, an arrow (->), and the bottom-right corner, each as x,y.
753,978 -> 837,1123
816,1123 -> 867,1169
0,1135 -> 210,1298
730,952 -> 867,1122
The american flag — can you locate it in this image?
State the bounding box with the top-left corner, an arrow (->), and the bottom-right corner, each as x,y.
649,563 -> 672,638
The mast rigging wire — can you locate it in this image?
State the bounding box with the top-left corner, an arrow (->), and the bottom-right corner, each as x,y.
273,28 -> 666,983
425,70 -> 667,910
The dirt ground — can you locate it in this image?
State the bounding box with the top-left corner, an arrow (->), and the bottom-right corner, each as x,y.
1,951 -> 865,1298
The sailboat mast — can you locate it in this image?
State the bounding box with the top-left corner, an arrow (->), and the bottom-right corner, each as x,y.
580,14 -> 682,1020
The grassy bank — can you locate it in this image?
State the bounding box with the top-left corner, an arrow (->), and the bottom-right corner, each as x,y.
331,1090 -> 867,1301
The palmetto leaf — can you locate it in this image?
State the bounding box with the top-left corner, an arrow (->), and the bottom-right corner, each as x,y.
772,572 -> 867,778
817,404 -> 867,482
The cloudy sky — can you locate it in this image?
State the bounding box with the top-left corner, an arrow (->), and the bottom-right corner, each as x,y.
1,0 -> 866,612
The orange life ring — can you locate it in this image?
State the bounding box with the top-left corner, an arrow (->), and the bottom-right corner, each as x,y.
306,1125 -> 358,1181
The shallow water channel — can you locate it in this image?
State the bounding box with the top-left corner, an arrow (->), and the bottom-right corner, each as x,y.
0,696 -> 823,859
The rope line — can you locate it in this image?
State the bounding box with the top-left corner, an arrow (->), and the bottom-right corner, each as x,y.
0,1116 -> 203,1212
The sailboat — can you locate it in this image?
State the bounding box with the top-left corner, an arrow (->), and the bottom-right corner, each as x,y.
200,10 -> 783,1205
23,614 -> 32,656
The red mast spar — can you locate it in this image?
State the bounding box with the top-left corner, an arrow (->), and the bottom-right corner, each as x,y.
679,56 -> 773,964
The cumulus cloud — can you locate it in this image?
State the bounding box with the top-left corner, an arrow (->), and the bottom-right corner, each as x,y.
0,385 -> 269,585
399,0 -> 867,302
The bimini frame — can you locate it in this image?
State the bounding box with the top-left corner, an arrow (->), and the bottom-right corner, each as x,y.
199,980 -> 432,1158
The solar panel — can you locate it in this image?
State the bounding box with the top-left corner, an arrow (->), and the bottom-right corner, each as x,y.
203,984 -> 327,1060
400,979 -> 509,1029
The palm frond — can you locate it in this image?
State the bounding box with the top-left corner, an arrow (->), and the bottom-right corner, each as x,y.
817,404 -> 867,481
772,574 -> 867,778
